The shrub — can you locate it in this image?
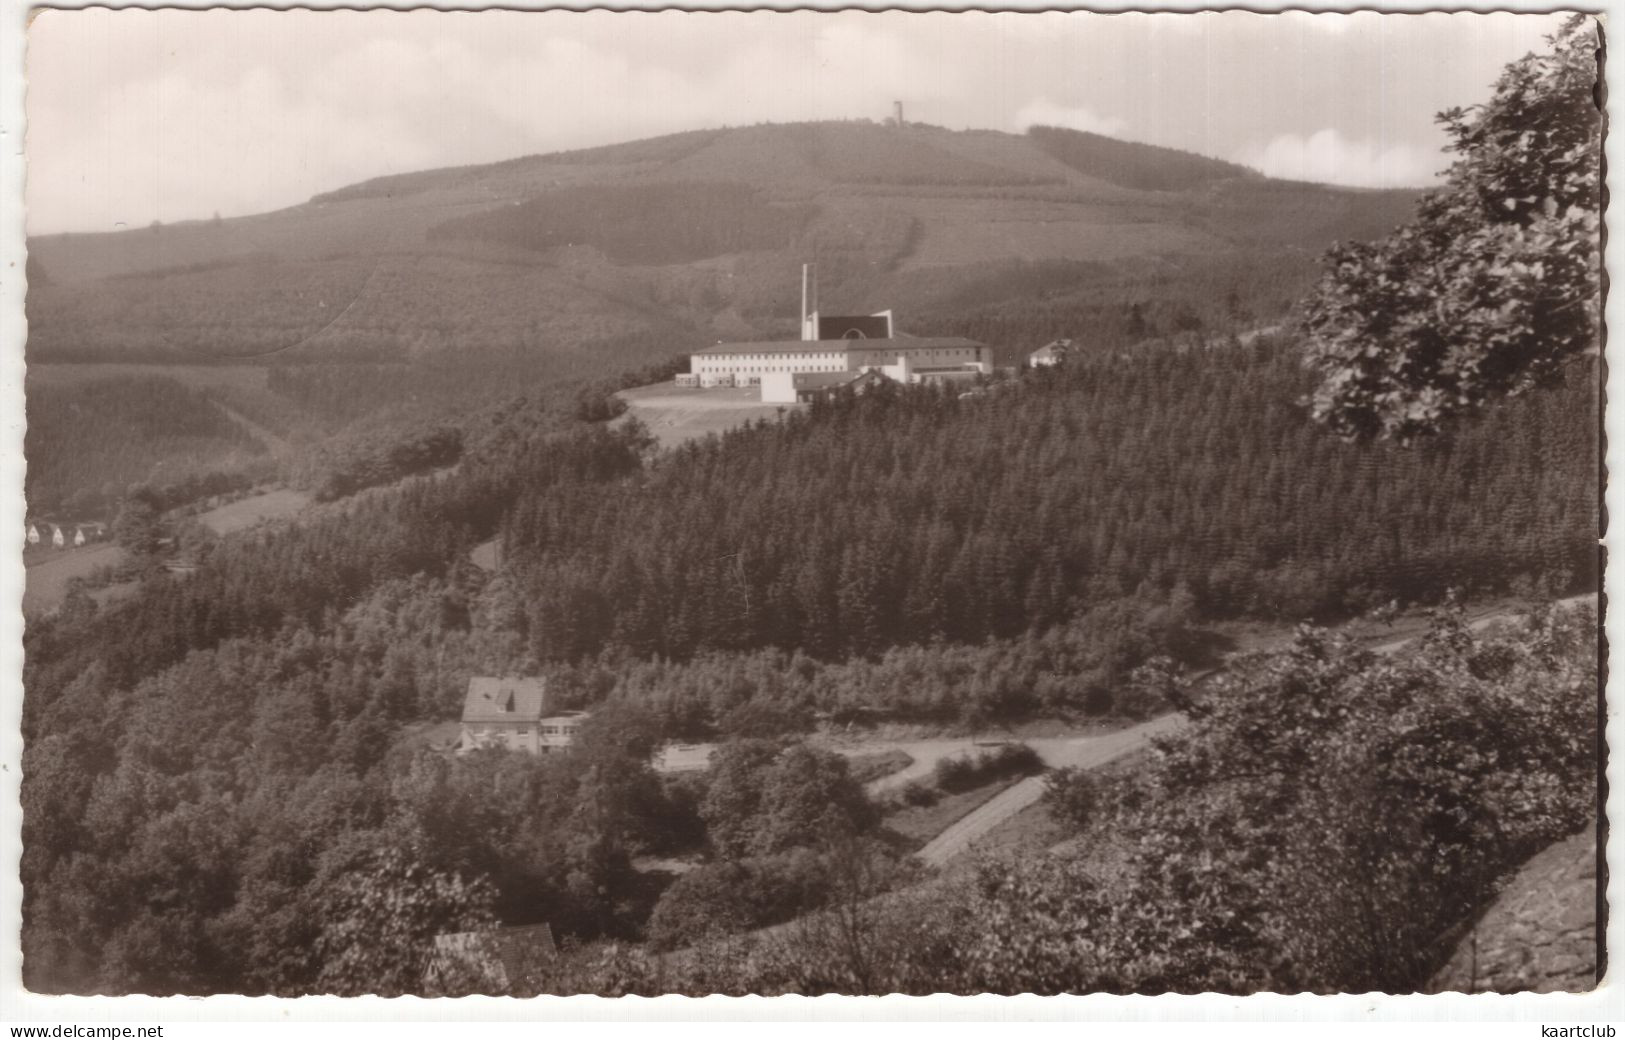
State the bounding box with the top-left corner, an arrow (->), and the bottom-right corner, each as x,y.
934,743 -> 1043,794
1041,767 -> 1095,831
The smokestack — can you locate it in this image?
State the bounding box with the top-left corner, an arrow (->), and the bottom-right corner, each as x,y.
894,100 -> 904,128
801,262 -> 819,341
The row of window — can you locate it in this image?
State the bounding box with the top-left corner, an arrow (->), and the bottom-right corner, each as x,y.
701,352 -> 843,364
702,370 -> 838,377
700,351 -> 973,373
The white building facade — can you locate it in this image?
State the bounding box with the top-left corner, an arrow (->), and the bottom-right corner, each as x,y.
692,337 -> 992,402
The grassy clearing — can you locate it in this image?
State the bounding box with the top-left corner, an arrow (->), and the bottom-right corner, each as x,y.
23,543 -> 125,617
845,749 -> 913,785
616,384 -> 798,450
194,487 -> 310,536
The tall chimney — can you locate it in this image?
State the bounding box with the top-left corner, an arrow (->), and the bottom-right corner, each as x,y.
801,262 -> 819,341
894,100 -> 904,127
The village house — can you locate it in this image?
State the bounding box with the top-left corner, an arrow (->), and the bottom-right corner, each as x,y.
27,519 -> 107,549
74,522 -> 108,547
537,711 -> 589,751
458,676 -> 548,753
1028,338 -> 1073,367
457,677 -> 590,755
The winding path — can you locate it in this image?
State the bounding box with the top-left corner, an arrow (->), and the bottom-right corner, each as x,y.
915,594 -> 1598,868
916,714 -> 1187,867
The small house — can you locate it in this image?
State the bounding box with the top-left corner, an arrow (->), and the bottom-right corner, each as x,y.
760,368 -> 896,404
537,711 -> 590,753
1028,339 -> 1072,367
73,522 -> 107,547
458,676 -> 551,754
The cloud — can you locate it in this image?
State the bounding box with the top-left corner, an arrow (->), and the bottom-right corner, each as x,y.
1013,98 -> 1125,137
26,9 -> 1564,232
27,11 -> 959,232
1239,128 -> 1442,189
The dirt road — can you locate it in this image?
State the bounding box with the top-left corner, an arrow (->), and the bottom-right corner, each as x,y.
915,714 -> 1187,867
914,593 -> 1598,868
1369,593 -> 1597,656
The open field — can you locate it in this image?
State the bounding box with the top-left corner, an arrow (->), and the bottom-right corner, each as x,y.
194,488 -> 311,536
616,383 -> 799,450
24,543 -> 125,617
654,743 -> 716,773
89,580 -> 141,613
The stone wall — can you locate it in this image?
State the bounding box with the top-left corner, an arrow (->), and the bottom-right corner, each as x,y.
1429,827 -> 1600,993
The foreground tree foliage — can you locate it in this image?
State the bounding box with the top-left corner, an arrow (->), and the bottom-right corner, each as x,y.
1300,18 -> 1602,441
529,603 -> 1596,995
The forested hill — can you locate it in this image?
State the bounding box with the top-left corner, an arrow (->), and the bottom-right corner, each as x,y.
26,121 -> 1417,367
502,340 -> 1597,661
21,333 -> 1596,993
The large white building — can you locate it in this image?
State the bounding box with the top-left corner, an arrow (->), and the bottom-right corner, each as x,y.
680,265 -> 992,403
689,336 -> 992,402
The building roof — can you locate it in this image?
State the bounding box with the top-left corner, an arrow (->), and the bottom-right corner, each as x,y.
695,336 -> 984,357
816,314 -> 891,340
1029,339 -> 1073,360
462,676 -> 548,724
425,923 -> 558,994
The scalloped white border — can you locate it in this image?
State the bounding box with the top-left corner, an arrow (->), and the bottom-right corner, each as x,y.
0,1 -> 1616,1027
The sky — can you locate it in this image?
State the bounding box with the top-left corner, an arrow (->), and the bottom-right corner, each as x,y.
24,8 -> 1572,235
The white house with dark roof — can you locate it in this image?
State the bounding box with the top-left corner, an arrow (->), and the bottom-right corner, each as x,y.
458,676 -> 550,754
1028,338 -> 1073,367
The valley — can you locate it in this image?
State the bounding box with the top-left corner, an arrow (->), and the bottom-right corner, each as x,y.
18,54 -> 1602,999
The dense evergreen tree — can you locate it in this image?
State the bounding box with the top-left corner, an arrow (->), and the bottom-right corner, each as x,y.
19,329 -> 1598,995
